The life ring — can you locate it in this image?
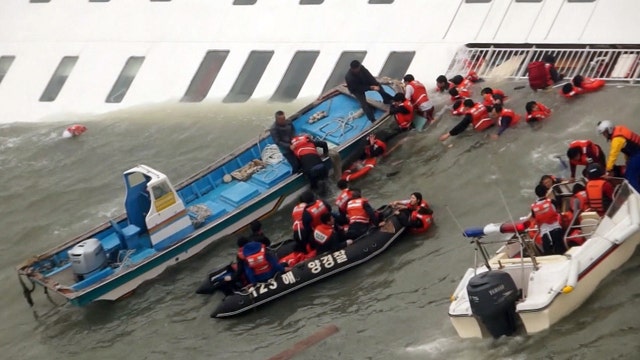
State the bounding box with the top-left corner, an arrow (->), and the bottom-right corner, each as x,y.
341,157 -> 378,182
62,124 -> 87,138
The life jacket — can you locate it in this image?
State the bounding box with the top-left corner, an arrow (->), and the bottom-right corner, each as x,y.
291,202 -> 307,232
409,211 -> 433,234
481,89 -> 506,108
465,70 -> 480,83
611,126 -> 640,158
394,99 -> 414,130
244,244 -> 272,276
346,198 -> 371,224
456,79 -> 472,98
561,84 -> 585,98
465,103 -> 492,132
586,179 -> 612,215
525,102 -> 552,123
531,198 -> 560,225
291,135 -> 318,158
451,99 -> 466,116
397,198 -> 429,212
568,140 -> 600,166
305,200 -> 329,229
312,223 -> 334,246
406,80 -> 429,109
364,139 -> 386,158
496,107 -> 520,127
579,77 -> 605,92
527,61 -> 553,90
335,189 -> 353,214
572,190 -> 589,213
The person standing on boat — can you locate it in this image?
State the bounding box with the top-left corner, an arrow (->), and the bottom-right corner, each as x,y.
311,212 -> 353,255
248,220 -> 271,247
290,134 -> 330,192
345,189 -> 380,240
528,184 -> 566,255
584,163 -> 614,216
597,120 -> 640,192
403,74 -> 435,123
270,110 -> 300,173
242,241 -> 288,286
566,140 -> 606,181
345,60 -> 393,123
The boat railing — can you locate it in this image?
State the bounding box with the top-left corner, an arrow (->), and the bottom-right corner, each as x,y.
446,45 -> 640,83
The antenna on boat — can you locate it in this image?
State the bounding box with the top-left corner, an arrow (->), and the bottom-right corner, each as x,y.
446,205 -> 492,271
496,187 -> 539,271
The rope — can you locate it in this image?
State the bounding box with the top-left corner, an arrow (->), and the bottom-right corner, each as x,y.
261,144 -> 284,165
18,273 -> 35,307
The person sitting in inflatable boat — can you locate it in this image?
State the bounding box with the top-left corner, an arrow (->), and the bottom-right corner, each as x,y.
242,241 -> 288,286
561,75 -> 605,98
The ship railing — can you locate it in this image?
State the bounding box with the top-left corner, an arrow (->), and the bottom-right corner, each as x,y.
446,45 -> 640,84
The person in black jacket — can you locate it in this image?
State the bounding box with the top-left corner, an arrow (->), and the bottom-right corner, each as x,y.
345,60 -> 393,122
269,110 -> 300,172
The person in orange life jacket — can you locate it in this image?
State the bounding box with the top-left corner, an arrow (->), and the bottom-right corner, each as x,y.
527,184 -> 567,255
528,54 -> 564,91
480,87 -> 506,108
489,104 -> 518,140
242,241 -> 288,286
292,190 -> 314,250
345,60 -> 393,123
361,133 -> 386,159
389,93 -> 414,131
562,75 -> 605,98
570,183 -> 589,214
403,74 -> 435,122
290,134 -> 329,191
248,219 -> 271,247
390,192 -> 429,219
566,140 -> 606,181
597,120 -> 640,192
270,110 -> 300,173
345,188 -> 380,240
333,179 -> 353,225
404,206 -> 434,234
525,101 -> 552,127
449,88 -> 467,116
311,212 -> 353,254
301,192 -> 332,252
435,75 -> 453,93
438,99 -> 490,141
218,235 -> 251,295
584,163 -> 614,216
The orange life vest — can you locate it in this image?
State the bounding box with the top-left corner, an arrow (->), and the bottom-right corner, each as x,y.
394,100 -> 414,129
573,190 -> 589,212
586,179 -> 611,215
527,61 -> 553,90
245,245 -> 272,276
497,107 -> 520,127
451,99 -> 466,115
611,126 -> 640,158
397,198 -> 429,212
561,84 -> 585,98
305,200 -> 329,229
568,140 -> 600,166
291,135 -> 318,158
346,198 -> 371,224
456,80 -> 472,98
335,189 -> 353,214
409,212 -> 433,234
465,103 -> 492,132
406,80 -> 429,109
525,102 -> 551,122
291,202 -> 307,232
531,198 -> 560,225
312,223 -> 334,246
364,139 -> 387,158
580,77 -> 605,92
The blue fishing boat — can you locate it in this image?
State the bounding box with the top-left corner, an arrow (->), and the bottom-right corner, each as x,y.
16,81 -> 402,307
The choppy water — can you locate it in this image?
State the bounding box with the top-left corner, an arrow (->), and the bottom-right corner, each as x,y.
1,84 -> 639,360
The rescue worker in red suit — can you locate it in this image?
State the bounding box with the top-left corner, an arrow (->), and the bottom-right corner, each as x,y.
525,101 -> 552,127
311,212 -> 353,254
389,93 -> 414,131
598,120 -> 640,192
403,74 -> 435,122
242,241 -> 287,286
290,134 -> 329,192
345,188 -> 380,240
584,163 -> 614,216
489,104 -> 519,140
439,99 -> 490,141
527,184 -> 566,255
300,192 -> 332,252
334,179 -> 353,225
292,191 -> 314,250
528,54 -> 564,91
566,140 -> 606,181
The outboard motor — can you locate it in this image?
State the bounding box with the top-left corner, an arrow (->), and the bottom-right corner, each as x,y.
467,270 -> 520,338
68,238 -> 107,281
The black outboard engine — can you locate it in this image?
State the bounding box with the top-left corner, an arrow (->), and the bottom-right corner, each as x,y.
467,270 -> 520,338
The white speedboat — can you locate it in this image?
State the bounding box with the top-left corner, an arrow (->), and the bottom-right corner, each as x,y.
448,180 -> 640,338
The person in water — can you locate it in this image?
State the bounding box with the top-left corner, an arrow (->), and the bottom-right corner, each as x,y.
403,74 -> 435,122
345,60 -> 393,123
597,120 -> 640,192
528,184 -> 566,255
489,104 -> 519,140
270,110 -> 300,172
290,133 -> 330,192
439,99 -> 491,141
525,101 -> 552,127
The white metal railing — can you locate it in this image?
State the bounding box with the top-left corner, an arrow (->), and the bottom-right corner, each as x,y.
446,45 -> 640,84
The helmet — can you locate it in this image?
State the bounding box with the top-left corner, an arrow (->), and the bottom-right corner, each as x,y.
586,163 -> 605,179
597,120 -> 613,134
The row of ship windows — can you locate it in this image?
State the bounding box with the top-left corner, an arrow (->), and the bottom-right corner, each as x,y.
0,51 -> 415,103
28,0 -> 596,4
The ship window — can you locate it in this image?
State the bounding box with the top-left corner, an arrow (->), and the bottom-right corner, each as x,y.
39,56 -> 78,102
181,50 -> 229,103
465,0 -> 491,3
378,51 -> 415,79
270,51 -> 320,102
369,0 -> 394,3
0,56 -> 15,85
29,0 -> 51,3
223,50 -> 274,103
127,172 -> 146,187
322,51 -> 367,95
233,0 -> 257,4
300,0 -> 323,4
106,56 -> 145,103
515,0 -> 542,2
567,0 -> 595,2
89,0 -> 111,3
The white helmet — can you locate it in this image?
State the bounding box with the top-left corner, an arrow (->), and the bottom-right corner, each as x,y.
597,120 -> 613,134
